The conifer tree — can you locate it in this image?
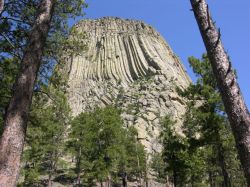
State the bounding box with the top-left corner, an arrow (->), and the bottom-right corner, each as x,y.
155,55 -> 246,186
22,80 -> 71,187
179,54 -> 246,186
68,107 -> 124,186
68,106 -> 147,186
159,116 -> 190,187
190,1 -> 250,184
0,58 -> 19,135
121,126 -> 147,187
0,1 -> 86,185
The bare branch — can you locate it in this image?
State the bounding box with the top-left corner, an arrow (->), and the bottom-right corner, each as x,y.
34,89 -> 56,103
0,17 -> 31,25
206,4 -> 211,29
1,33 -> 15,48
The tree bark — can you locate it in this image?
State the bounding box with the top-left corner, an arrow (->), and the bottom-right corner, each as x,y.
76,147 -> 82,186
122,172 -> 127,187
106,174 -> 111,187
208,171 -> 214,187
190,0 -> 250,185
0,0 -> 4,15
48,174 -> 52,187
165,175 -> 170,187
217,145 -> 230,187
76,171 -> 81,186
0,0 -> 55,186
173,170 -> 177,187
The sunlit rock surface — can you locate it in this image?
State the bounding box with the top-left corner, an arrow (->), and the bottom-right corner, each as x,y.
61,17 -> 191,154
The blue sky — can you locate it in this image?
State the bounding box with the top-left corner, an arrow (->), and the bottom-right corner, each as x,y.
75,0 -> 250,107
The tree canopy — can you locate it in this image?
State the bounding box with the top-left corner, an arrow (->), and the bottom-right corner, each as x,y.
152,55 -> 246,187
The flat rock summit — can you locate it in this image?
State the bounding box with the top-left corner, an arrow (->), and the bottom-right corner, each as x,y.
61,17 -> 191,154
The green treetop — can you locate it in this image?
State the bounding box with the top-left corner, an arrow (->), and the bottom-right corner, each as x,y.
68,106 -> 147,187
21,80 -> 71,187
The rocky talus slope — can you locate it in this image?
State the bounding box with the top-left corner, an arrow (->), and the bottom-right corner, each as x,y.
61,17 -> 191,154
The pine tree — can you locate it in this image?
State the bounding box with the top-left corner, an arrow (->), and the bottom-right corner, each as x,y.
0,1 -> 87,185
155,55 -> 246,186
159,116 -> 191,187
190,1 -> 250,184
120,126 -> 147,187
21,81 -> 71,187
179,54 -> 246,186
0,57 -> 19,135
68,106 -> 147,186
150,152 -> 166,184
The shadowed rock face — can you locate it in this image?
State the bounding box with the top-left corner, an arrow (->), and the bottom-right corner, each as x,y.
61,17 -> 191,154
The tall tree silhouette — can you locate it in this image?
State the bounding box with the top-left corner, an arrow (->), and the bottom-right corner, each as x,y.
0,0 -> 55,186
190,0 -> 250,185
0,0 -> 86,185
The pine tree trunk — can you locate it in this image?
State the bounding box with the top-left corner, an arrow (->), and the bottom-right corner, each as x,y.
208,171 -> 213,187
190,0 -> 250,185
122,172 -> 127,187
0,0 -> 4,15
77,172 -> 81,186
138,175 -> 142,187
145,179 -> 148,187
0,0 -> 54,186
217,145 -> 230,187
165,175 -> 170,187
76,148 -> 82,186
209,171 -> 215,187
48,174 -> 52,187
122,177 -> 126,187
173,171 -> 177,187
106,174 -> 111,187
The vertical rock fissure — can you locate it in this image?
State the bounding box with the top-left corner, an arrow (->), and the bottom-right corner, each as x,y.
61,17 -> 191,163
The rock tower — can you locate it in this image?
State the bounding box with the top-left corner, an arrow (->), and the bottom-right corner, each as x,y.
61,17 -> 191,153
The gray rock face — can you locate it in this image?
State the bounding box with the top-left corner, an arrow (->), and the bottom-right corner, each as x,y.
61,17 -> 191,154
